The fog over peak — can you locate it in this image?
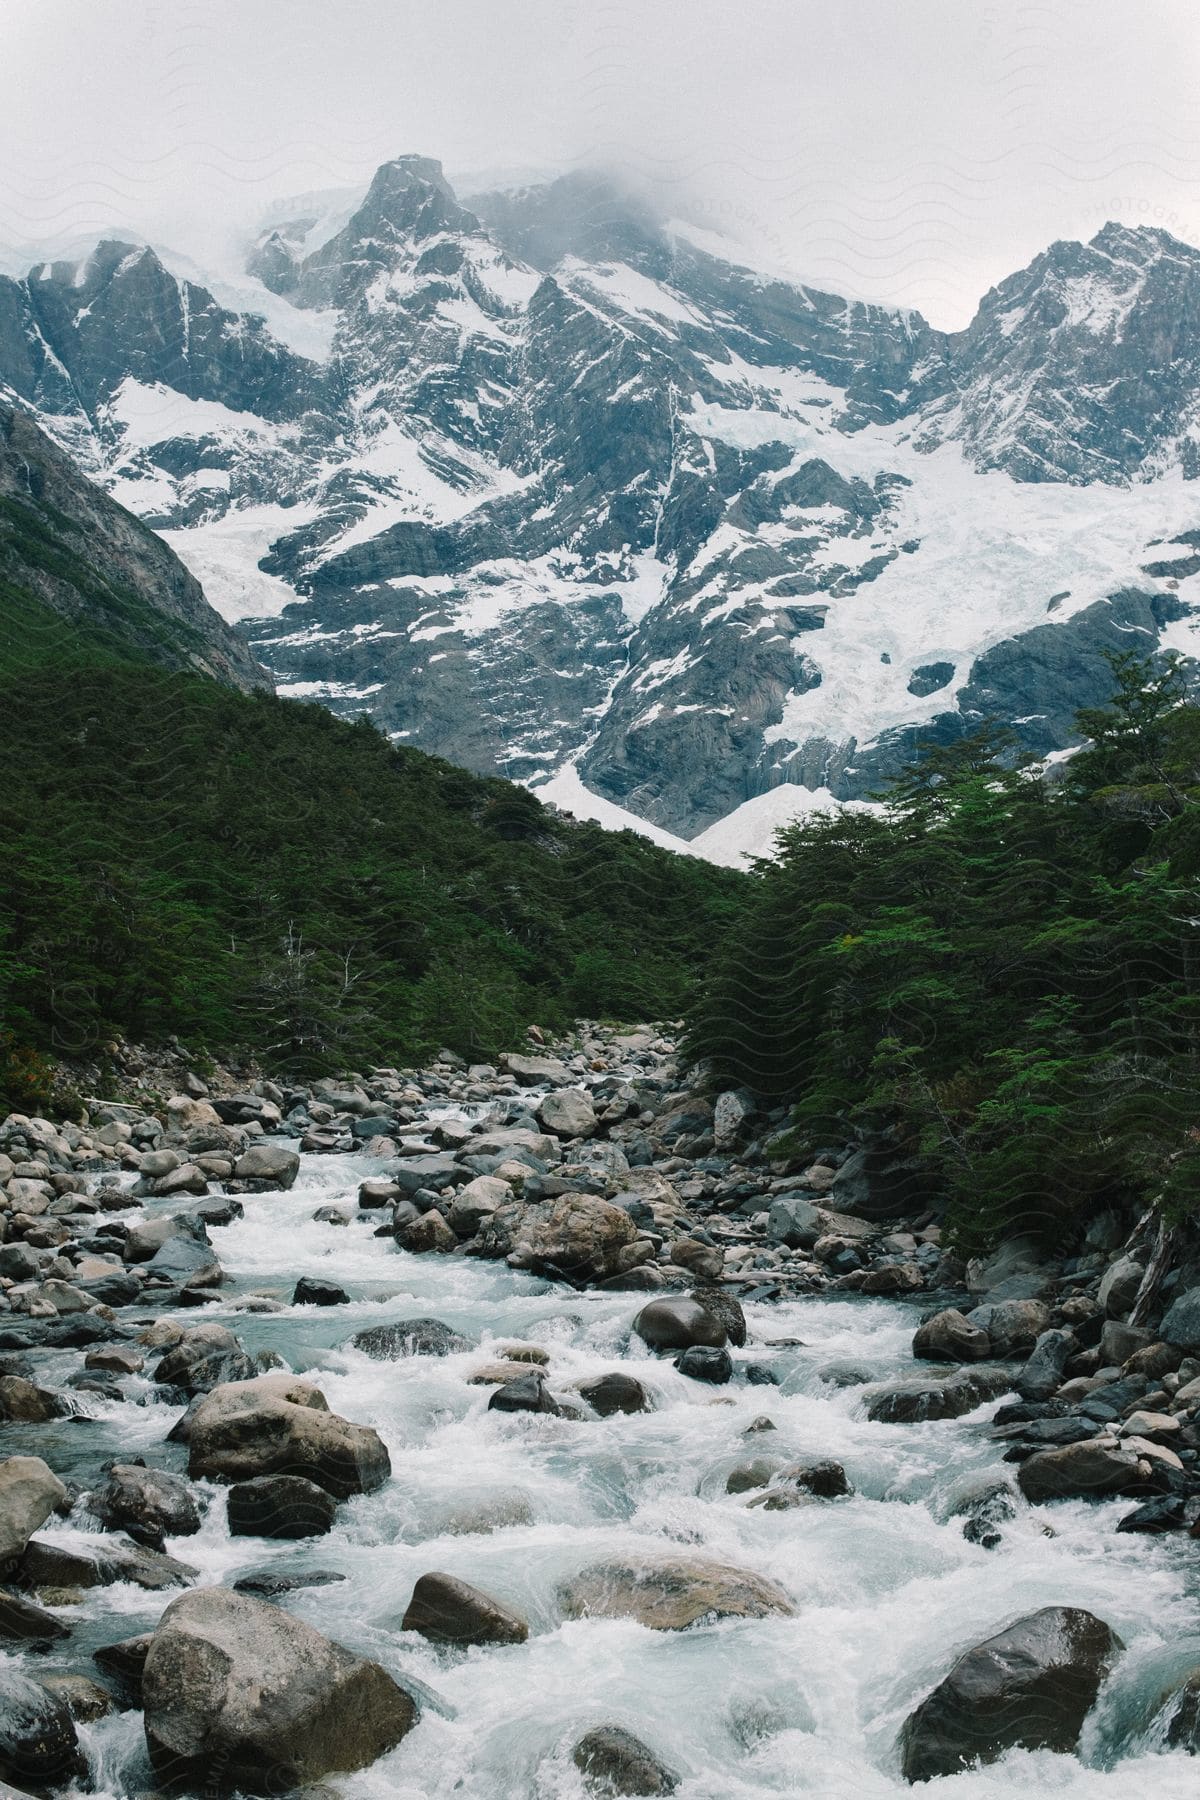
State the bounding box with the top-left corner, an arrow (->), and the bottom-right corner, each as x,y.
2,0 -> 1198,328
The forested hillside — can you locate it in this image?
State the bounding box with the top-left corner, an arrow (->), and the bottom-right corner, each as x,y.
0,593 -> 744,1094
687,655 -> 1200,1248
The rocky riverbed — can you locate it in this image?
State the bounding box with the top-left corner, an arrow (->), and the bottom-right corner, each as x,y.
1,1024 -> 1199,1796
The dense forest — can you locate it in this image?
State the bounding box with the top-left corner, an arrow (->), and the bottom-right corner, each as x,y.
0,578 -> 745,1096
688,654 -> 1200,1248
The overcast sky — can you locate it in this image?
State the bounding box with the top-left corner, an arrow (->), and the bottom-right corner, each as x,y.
3,0 -> 1198,326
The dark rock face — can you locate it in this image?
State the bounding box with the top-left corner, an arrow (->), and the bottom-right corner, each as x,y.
0,397 -> 268,690
5,162 -> 1198,844
898,1607 -> 1123,1782
401,1572 -> 528,1646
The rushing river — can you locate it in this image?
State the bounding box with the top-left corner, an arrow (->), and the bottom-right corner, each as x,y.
6,1145 -> 1200,1798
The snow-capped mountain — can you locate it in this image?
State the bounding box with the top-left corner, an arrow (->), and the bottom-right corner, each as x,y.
3,156 -> 1200,859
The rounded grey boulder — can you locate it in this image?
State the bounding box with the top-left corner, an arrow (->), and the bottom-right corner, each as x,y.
633,1297 -> 727,1353
141,1586 -> 416,1793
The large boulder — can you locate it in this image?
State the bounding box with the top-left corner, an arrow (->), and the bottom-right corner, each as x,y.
1016,1439 -> 1146,1504
633,1296 -> 727,1353
0,1455 -> 67,1567
186,1373 -> 390,1498
232,1144 -> 300,1189
573,1724 -> 679,1795
141,1586 -> 416,1793
899,1607 -> 1123,1782
476,1192 -> 641,1285
0,1666 -> 86,1791
912,1310 -> 990,1363
559,1555 -> 794,1630
351,1318 -> 472,1359
538,1088 -> 597,1140
401,1572 -> 528,1646
89,1464 -> 202,1539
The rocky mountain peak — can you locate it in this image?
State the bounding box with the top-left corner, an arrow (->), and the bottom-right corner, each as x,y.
4,161 -> 1200,856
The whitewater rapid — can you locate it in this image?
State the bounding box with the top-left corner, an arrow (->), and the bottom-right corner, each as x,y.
9,1149 -> 1200,1799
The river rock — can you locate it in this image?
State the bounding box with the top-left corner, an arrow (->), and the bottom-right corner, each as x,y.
898,1606 -> 1123,1782
576,1372 -> 651,1417
1157,1668 -> 1200,1752
227,1474 -> 338,1539
41,1672 -> 114,1722
501,1052 -> 569,1085
89,1465 -> 202,1539
674,1346 -> 732,1384
292,1277 -> 350,1306
912,1310 -> 990,1363
965,1298 -> 1051,1359
0,1666 -> 86,1791
766,1196 -> 821,1248
0,1588 -> 69,1642
19,1535 -> 197,1592
480,1192 -> 641,1285
573,1724 -> 680,1795
488,1373 -> 562,1415
186,1373 -> 391,1497
538,1089 -> 596,1139
154,1323 -> 259,1394
0,1376 -> 66,1422
1017,1328 -> 1077,1400
1095,1253 -> 1142,1318
448,1174 -> 509,1238
633,1297 -> 727,1353
669,1238 -> 724,1282
232,1144 -> 300,1189
1016,1438 -> 1146,1503
398,1210 -> 458,1254
401,1571 -> 528,1646
352,1318 -> 472,1359
0,1455 -> 67,1567
141,1586 -> 416,1792
1162,1286 -> 1200,1352
560,1555 -> 794,1630
144,1232 -> 223,1288
865,1370 -> 1009,1423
